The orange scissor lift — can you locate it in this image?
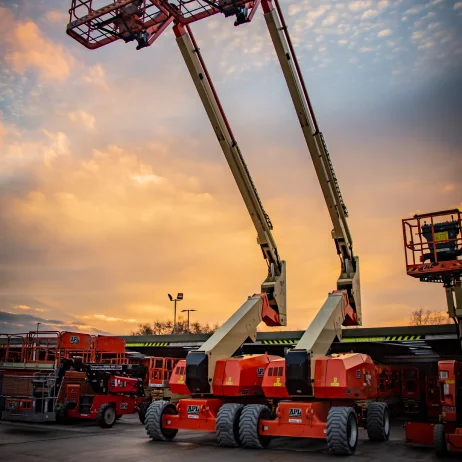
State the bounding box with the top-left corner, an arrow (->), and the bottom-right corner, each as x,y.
1,330 -> 149,424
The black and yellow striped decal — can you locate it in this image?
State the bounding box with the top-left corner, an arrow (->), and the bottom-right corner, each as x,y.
126,342 -> 169,347
262,339 -> 299,345
262,335 -> 422,345
343,335 -> 422,342
384,335 -> 421,341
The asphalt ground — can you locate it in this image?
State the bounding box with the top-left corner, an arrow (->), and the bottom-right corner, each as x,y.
0,415 -> 454,462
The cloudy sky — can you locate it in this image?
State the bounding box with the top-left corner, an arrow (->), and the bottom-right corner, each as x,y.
0,0 -> 461,335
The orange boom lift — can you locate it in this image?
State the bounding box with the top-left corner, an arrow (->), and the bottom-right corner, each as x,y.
66,0 -> 289,446
63,1 -> 394,455
402,209 -> 462,456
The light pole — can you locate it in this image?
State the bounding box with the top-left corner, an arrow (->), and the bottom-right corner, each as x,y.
181,309 -> 197,334
168,293 -> 183,334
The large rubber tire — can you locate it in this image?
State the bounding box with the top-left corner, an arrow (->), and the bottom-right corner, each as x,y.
145,400 -> 178,441
326,407 -> 359,456
434,424 -> 447,457
138,401 -> 151,425
366,402 -> 390,442
239,404 -> 272,449
96,403 -> 117,429
55,401 -> 74,425
216,403 -> 244,447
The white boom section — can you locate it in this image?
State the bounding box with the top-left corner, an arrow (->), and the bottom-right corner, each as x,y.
298,292 -> 345,360
197,295 -> 263,383
261,1 -> 360,361
264,2 -> 361,324
175,26 -> 286,389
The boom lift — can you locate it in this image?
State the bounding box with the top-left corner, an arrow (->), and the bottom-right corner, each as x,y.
65,0 -> 368,454
402,209 -> 462,456
66,0 -> 287,446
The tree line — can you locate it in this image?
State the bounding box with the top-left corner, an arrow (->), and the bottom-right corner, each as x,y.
131,316 -> 220,335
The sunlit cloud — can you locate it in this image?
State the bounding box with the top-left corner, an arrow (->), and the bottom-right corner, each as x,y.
68,110 -> 96,130
5,21 -> 74,82
378,29 -> 392,37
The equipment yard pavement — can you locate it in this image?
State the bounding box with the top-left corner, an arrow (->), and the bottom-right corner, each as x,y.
0,415 -> 452,461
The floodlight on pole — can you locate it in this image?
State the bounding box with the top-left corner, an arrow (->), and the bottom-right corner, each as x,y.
181,309 -> 197,333
168,292 -> 184,334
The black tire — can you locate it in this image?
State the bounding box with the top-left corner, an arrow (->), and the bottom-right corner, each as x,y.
55,401 -> 74,425
367,402 -> 390,442
239,404 -> 272,449
434,424 -> 447,457
216,403 -> 244,447
138,401 -> 151,425
326,407 -> 359,456
145,400 -> 178,441
96,403 -> 117,429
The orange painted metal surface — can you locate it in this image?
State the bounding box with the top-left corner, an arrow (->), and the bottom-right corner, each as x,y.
262,357 -> 291,399
169,359 -> 190,395
314,353 -> 377,400
94,335 -> 125,353
163,398 -> 224,432
148,357 -> 180,388
58,332 -> 93,351
439,360 -> 461,423
405,421 -> 434,445
448,428 -> 462,453
213,354 -> 280,397
258,293 -> 280,327
260,401 -> 330,438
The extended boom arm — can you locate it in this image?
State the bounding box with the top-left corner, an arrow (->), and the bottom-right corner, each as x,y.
259,0 -> 360,378
174,24 -> 286,393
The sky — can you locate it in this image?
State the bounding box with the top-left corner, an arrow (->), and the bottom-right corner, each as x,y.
0,0 -> 461,335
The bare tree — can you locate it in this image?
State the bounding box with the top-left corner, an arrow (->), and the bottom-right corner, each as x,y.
131,317 -> 220,335
409,308 -> 450,326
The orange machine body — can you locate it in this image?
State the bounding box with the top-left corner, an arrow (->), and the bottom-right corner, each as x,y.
213,354 -> 280,397
94,336 -> 125,353
439,360 -> 460,423
168,354 -> 280,433
313,353 -> 378,399
262,357 -> 292,399
263,353 -> 378,400
169,359 -> 190,395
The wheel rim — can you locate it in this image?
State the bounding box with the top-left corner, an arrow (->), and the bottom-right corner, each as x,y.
384,411 -> 390,435
161,405 -> 178,438
104,406 -> 116,425
347,414 -> 358,448
258,408 -> 271,447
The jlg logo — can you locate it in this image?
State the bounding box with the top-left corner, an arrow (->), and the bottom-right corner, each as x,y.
187,405 -> 200,414
289,408 -> 302,417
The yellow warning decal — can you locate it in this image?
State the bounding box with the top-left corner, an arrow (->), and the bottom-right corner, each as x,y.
434,231 -> 448,242
331,377 -> 340,387
445,380 -> 455,384
273,377 -> 282,387
225,377 -> 233,385
178,375 -> 184,384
